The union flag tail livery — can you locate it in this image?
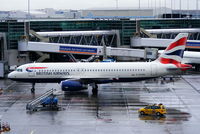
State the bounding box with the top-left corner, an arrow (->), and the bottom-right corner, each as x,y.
158,33 -> 192,71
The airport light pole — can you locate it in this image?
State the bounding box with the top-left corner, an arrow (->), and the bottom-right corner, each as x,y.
187,0 -> 189,16
28,0 -> 30,19
171,0 -> 173,18
154,0 -> 157,18
164,0 -> 166,18
27,0 -> 30,40
159,0 -> 161,18
138,0 -> 141,18
197,0 -> 199,18
138,0 -> 140,9
179,0 -> 181,18
115,0 -> 118,9
159,0 -> 161,9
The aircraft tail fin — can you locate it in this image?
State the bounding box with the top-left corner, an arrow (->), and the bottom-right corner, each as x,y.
158,33 -> 192,71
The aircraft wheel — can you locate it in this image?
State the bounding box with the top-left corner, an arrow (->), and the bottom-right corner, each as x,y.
31,83 -> 35,93
31,88 -> 35,93
92,88 -> 98,95
91,84 -> 98,95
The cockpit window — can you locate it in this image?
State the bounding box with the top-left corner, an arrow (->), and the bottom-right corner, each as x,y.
16,68 -> 23,72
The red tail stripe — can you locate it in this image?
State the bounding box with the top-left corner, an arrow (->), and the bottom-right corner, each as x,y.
160,57 -> 192,71
180,64 -> 192,71
166,37 -> 187,51
159,57 -> 180,65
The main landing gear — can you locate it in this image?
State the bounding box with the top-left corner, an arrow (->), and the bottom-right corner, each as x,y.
92,83 -> 98,95
31,83 -> 35,93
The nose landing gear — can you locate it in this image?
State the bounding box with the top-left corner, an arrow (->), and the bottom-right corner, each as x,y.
31,83 -> 35,93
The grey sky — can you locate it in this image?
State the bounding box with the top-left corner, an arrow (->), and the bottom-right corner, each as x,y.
0,0 -> 198,11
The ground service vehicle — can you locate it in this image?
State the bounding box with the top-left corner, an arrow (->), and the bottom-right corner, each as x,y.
40,96 -> 58,107
138,104 -> 167,116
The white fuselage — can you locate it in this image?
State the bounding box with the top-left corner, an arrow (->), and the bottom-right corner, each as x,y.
8,61 -> 177,83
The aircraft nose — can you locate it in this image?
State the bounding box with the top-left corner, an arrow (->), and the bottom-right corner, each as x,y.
8,72 -> 15,79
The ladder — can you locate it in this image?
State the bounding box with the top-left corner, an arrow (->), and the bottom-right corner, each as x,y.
26,89 -> 56,111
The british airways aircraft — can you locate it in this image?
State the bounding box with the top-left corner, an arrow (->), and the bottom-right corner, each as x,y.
8,33 -> 192,94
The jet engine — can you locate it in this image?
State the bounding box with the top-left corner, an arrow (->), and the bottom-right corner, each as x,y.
61,80 -> 88,91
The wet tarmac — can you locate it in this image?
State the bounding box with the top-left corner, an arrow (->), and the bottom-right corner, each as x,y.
0,75 -> 200,134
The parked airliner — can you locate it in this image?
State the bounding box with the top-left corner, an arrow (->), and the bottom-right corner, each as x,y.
8,33 -> 192,93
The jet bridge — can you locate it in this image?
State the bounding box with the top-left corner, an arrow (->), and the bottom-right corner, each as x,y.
26,30 -> 122,62
18,41 -> 148,59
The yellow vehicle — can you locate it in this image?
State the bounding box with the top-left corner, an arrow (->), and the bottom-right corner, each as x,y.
138,104 -> 167,116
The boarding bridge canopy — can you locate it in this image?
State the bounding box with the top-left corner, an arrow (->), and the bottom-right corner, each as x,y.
146,28 -> 200,34
36,31 -> 116,37
131,37 -> 200,49
30,30 -> 119,47
145,28 -> 200,40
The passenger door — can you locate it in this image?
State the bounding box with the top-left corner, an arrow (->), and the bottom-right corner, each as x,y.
27,66 -> 36,77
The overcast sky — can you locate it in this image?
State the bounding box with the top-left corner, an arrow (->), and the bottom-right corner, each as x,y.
0,0 -> 198,11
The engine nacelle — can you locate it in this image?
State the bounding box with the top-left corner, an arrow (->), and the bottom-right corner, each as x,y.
61,80 -> 88,91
